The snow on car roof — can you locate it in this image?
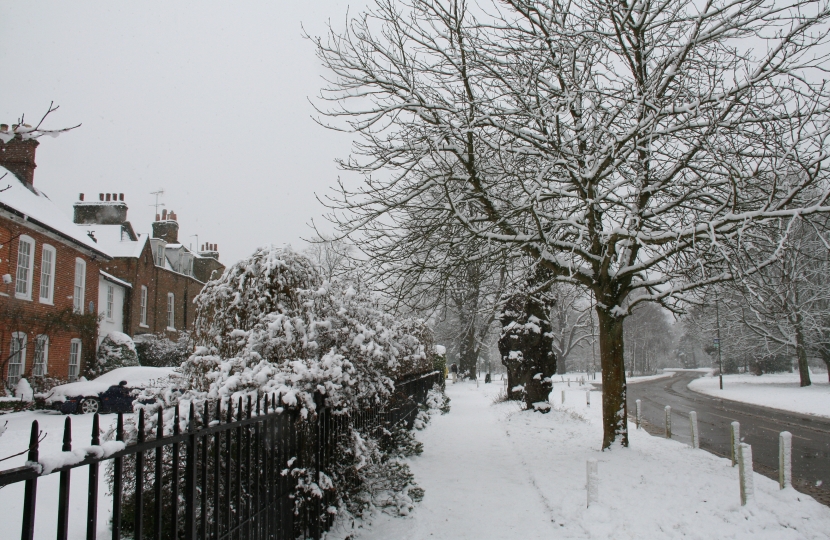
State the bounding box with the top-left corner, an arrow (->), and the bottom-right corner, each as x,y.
42,366 -> 180,403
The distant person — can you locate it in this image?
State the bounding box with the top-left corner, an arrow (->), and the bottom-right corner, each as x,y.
450,363 -> 458,383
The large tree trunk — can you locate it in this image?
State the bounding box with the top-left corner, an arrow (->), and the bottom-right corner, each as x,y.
597,307 -> 628,449
793,317 -> 812,387
458,319 -> 478,379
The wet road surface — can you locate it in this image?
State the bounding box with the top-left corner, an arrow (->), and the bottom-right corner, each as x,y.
626,372 -> 830,505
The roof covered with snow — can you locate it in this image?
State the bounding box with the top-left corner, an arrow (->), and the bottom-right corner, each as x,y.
0,166 -> 111,258
76,223 -> 148,258
100,270 -> 132,288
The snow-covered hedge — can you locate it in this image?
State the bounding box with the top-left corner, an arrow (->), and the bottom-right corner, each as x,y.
118,246 -> 438,529
86,332 -> 139,379
183,246 -> 433,417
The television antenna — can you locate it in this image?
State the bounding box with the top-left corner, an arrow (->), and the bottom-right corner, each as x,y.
149,189 -> 165,216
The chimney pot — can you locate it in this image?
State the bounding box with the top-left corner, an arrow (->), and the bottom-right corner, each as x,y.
79,193 -> 84,201
162,209 -> 167,219
99,193 -> 104,201
0,124 -> 7,132
106,193 -> 111,201
156,213 -> 160,221
119,193 -> 124,201
112,193 -> 117,201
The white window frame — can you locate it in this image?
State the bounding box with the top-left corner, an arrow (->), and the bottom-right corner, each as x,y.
156,245 -> 165,267
106,284 -> 114,320
33,334 -> 48,376
140,285 -> 148,327
39,244 -> 56,304
68,339 -> 82,382
167,292 -> 175,330
8,332 -> 27,386
73,258 -> 86,314
15,235 -> 34,300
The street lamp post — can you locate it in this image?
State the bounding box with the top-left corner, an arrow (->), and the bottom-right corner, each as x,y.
715,293 -> 724,390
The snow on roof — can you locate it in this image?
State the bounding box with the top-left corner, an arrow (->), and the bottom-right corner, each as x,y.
76,223 -> 147,258
100,269 -> 132,288
0,166 -> 111,258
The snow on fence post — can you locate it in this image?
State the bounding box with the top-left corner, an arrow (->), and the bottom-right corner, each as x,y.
689,411 -> 699,449
730,422 -> 740,467
586,390 -> 590,407
779,431 -> 792,490
562,390 -> 566,404
586,459 -> 598,507
664,406 -> 672,438
738,443 -> 754,506
637,399 -> 643,429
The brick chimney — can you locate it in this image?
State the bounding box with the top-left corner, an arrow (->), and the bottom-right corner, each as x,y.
74,192 -> 129,224
0,131 -> 39,186
152,209 -> 179,243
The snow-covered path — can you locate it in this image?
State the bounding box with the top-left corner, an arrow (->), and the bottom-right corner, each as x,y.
330,379 -> 830,540
351,382 -> 556,539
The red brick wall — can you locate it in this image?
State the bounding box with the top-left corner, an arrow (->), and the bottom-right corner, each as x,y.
102,240 -> 203,339
0,216 -> 104,384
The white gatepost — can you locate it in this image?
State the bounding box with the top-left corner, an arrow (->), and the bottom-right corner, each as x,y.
730,421 -> 740,467
779,431 -> 792,489
665,406 -> 672,438
738,443 -> 754,506
586,459 -> 598,507
635,399 -> 642,429
562,390 -> 566,404
586,390 -> 591,407
689,411 -> 699,449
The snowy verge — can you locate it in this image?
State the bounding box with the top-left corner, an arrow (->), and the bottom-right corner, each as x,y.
689,372 -> 830,418
328,381 -> 830,539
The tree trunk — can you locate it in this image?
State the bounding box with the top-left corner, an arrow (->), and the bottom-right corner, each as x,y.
458,320 -> 478,379
793,317 -> 812,387
597,307 -> 628,449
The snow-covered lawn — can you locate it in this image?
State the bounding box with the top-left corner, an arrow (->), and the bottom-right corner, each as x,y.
329,381 -> 830,539
0,409 -> 117,540
689,372 -> 830,418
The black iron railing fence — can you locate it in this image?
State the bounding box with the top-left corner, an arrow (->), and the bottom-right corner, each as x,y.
0,370 -> 442,540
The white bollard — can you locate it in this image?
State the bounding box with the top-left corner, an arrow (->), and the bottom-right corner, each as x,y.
779,431 -> 792,489
665,406 -> 672,438
568,378 -> 571,387
730,421 -> 740,467
689,411 -> 699,449
635,399 -> 642,429
738,443 -> 754,506
586,390 -> 591,406
586,459 -> 598,507
562,390 -> 566,404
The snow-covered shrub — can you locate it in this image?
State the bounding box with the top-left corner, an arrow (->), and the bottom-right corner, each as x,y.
134,332 -> 193,367
15,378 -> 33,401
86,332 -> 139,379
117,246 -> 436,532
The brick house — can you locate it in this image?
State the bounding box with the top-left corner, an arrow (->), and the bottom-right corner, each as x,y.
73,198 -> 225,339
0,135 -> 112,389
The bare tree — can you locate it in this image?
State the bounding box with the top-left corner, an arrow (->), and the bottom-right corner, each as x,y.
312,0 -> 830,448
546,284 -> 593,374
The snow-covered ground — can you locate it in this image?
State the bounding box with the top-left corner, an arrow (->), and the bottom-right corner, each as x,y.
328,380 -> 830,539
689,372 -> 830,418
0,410 -> 117,540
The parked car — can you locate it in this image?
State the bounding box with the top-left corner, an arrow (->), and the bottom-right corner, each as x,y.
42,367 -> 179,414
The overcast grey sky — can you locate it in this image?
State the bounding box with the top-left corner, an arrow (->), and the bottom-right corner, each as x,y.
0,1 -> 367,265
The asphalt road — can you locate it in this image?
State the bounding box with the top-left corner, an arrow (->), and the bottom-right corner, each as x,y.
626,372 -> 830,505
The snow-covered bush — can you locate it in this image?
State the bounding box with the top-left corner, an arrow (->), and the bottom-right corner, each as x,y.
134,332 -> 193,367
116,246 -> 437,532
15,378 -> 33,402
86,332 -> 139,379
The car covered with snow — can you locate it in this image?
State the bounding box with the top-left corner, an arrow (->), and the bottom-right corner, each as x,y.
41,366 -> 180,414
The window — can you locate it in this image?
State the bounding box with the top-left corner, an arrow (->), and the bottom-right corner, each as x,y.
140,286 -> 148,326
39,245 -> 55,304
167,292 -> 175,329
68,339 -> 82,382
15,236 -> 34,299
156,245 -> 165,266
106,284 -> 114,320
8,332 -> 27,386
33,335 -> 48,376
73,258 -> 86,313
